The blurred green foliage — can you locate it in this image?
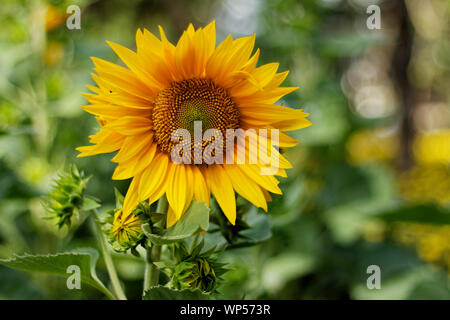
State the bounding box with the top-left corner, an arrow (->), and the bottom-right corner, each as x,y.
0,0 -> 449,299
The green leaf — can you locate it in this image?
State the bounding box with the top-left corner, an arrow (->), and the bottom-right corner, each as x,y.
143,201 -> 209,245
113,188 -> 124,208
319,162 -> 371,209
143,285 -> 210,300
320,31 -> 387,57
205,208 -> 272,250
0,248 -> 114,299
0,266 -> 46,299
408,273 -> 450,299
236,209 -> 272,247
262,252 -> 316,293
376,204 -> 450,225
80,196 -> 101,211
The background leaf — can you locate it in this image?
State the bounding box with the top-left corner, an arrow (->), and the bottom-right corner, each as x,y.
80,196 -> 101,211
376,204 -> 450,225
0,248 -> 113,299
230,209 -> 272,249
0,265 -> 46,299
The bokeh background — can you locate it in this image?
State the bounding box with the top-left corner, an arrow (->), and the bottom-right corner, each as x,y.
1,0 -> 449,299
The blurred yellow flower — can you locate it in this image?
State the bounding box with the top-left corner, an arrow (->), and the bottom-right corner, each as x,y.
413,129 -> 450,165
44,41 -> 64,67
346,128 -> 399,165
393,223 -> 450,273
398,164 -> 450,205
19,157 -> 49,187
45,5 -> 66,32
362,221 -> 386,243
398,130 -> 450,205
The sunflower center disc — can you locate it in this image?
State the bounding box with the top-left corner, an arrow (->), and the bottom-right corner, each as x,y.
152,78 -> 240,160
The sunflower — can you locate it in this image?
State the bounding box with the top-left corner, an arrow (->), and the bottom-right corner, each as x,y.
77,22 -> 311,227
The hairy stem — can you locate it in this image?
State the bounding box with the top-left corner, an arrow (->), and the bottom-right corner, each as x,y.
92,209 -> 127,300
143,196 -> 168,294
143,245 -> 162,292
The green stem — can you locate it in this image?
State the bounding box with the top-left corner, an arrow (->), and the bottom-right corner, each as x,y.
143,197 -> 167,293
143,245 -> 162,292
92,209 -> 127,300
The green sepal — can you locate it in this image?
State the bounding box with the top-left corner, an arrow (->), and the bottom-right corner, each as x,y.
142,201 -> 209,245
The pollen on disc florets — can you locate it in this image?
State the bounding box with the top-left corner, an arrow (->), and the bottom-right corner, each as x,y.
152,78 -> 240,159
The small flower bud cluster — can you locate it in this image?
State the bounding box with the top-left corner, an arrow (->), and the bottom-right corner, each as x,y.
42,165 -> 91,228
102,189 -> 148,254
164,241 -> 227,293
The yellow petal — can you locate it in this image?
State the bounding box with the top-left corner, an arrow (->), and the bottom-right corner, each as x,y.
184,165 -> 194,211
262,188 -> 272,202
241,48 -> 260,72
277,132 -> 298,147
272,116 -> 312,131
230,63 -> 279,96
83,90 -> 153,109
112,143 -> 157,180
104,116 -> 152,135
82,104 -> 151,119
192,165 -> 210,206
122,173 -> 142,216
166,206 -> 179,228
138,152 -> 170,201
237,164 -> 282,195
166,163 -> 188,219
225,165 -> 267,211
236,86 -> 298,105
76,143 -> 121,157
207,165 -> 236,225
205,34 -> 233,83
136,29 -> 174,86
107,40 -> 164,89
91,57 -> 157,98
207,35 -> 256,88
111,132 -> 153,163
76,129 -> 125,157
265,71 -> 289,90
239,104 -> 305,120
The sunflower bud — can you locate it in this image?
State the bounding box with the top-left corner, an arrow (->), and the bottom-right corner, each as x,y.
173,258 -> 222,292
163,241 -> 227,293
101,189 -> 149,254
102,209 -> 146,253
42,165 -> 92,228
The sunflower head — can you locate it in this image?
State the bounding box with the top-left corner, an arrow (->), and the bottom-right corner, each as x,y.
77,21 -> 311,227
153,78 -> 240,158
